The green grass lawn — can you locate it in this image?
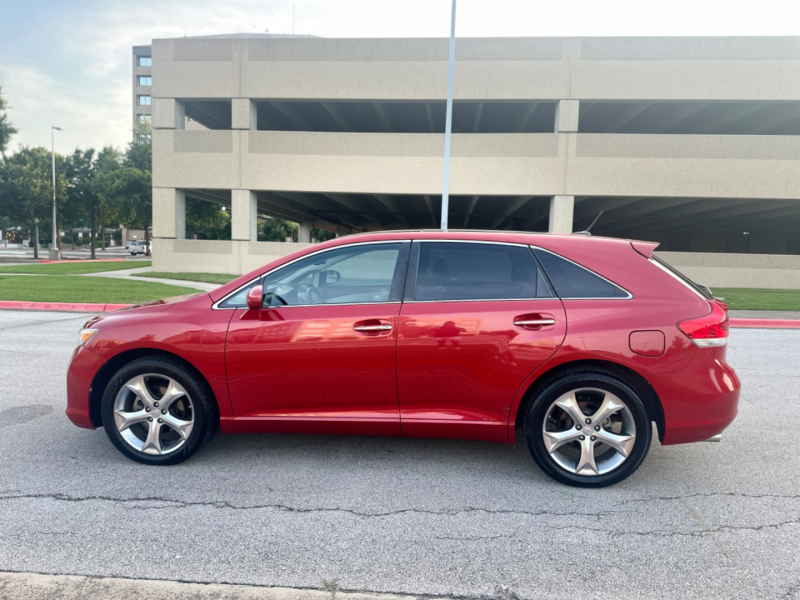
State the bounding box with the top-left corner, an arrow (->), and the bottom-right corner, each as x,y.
712,288 -> 800,311
133,271 -> 238,285
0,275 -> 200,304
0,260 -> 151,275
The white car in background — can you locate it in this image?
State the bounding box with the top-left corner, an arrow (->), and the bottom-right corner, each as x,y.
128,240 -> 151,255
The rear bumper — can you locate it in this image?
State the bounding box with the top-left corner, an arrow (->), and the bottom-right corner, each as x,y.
651,349 -> 740,445
66,345 -> 106,429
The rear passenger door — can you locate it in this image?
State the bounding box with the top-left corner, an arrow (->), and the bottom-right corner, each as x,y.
396,241 -> 567,442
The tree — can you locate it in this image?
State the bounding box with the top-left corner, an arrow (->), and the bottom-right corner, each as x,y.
313,228 -> 336,242
261,217 -> 297,242
107,166 -> 152,251
0,147 -> 57,259
73,146 -> 121,259
0,85 -> 18,159
110,125 -> 153,254
62,149 -> 96,249
90,147 -> 127,255
186,197 -> 230,240
125,123 -> 152,171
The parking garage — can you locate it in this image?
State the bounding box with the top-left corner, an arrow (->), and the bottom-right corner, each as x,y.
149,34 -> 800,283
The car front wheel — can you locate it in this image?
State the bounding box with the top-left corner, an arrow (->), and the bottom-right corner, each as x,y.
524,370 -> 652,487
100,356 -> 218,465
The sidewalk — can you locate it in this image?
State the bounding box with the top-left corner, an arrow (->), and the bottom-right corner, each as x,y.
80,266 -> 222,293
0,572 -> 432,600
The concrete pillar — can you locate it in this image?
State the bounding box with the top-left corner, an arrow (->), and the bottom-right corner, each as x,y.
152,188 -> 185,239
232,190 -> 258,241
232,99 -> 257,130
554,100 -> 579,133
152,98 -> 185,130
297,222 -> 313,243
549,196 -> 575,234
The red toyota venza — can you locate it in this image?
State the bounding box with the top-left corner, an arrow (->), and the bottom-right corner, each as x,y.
66,231 -> 739,487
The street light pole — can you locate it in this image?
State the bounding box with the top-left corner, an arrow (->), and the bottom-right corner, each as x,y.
50,125 -> 62,260
440,0 -> 457,232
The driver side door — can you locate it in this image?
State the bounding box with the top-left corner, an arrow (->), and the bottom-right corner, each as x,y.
225,241 -> 410,436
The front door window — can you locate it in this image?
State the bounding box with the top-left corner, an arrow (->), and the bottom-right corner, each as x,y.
262,243 -> 405,306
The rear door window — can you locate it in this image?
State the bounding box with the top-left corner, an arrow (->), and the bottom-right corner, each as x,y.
533,248 -> 630,299
413,242 -> 553,301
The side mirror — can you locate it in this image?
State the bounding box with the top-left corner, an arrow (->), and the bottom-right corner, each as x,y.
246,285 -> 264,310
320,269 -> 341,285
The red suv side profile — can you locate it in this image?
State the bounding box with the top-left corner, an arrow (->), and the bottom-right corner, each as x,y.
66,231 -> 740,487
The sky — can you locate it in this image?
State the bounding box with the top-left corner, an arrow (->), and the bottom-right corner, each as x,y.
0,0 -> 797,154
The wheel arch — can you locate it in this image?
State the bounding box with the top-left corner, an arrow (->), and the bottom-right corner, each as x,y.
513,359 -> 665,444
88,348 -> 218,428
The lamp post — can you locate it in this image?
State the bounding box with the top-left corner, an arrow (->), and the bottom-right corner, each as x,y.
440,0 -> 456,231
50,125 -> 62,260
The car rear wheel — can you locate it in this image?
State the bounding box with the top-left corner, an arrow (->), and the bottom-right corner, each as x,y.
100,356 -> 218,465
523,370 -> 652,487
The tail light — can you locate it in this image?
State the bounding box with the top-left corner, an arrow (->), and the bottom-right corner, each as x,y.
678,302 -> 729,347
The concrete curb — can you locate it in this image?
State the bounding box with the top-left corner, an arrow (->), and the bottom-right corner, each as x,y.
0,301 -> 131,312
0,571 -> 440,600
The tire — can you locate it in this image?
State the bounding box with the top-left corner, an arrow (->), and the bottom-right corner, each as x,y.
523,369 -> 652,487
100,356 -> 218,465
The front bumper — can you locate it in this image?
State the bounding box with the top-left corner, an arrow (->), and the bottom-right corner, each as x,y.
651,348 -> 741,446
65,344 -> 107,429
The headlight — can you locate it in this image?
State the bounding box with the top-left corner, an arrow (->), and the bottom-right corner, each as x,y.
80,329 -> 98,345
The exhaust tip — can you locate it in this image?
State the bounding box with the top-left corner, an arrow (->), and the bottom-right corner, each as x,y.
703,433 -> 723,443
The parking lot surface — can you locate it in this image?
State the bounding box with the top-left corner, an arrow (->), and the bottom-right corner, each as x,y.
0,310 -> 798,599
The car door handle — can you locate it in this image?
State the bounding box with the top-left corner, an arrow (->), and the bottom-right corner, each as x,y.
354,323 -> 393,333
513,315 -> 556,329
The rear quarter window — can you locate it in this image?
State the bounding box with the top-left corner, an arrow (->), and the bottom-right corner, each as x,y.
651,256 -> 713,300
533,248 -> 630,299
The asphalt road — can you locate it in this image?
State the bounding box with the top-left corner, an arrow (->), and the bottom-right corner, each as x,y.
1,309 -> 798,600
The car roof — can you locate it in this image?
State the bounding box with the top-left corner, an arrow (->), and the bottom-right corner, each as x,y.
336,229 -> 642,246
208,229 -> 655,304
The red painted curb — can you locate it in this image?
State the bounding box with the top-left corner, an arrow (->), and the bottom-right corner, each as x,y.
103,303 -> 133,311
0,301 -> 131,313
729,318 -> 800,329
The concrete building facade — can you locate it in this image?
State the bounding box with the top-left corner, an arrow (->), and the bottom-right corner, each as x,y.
147,35 -> 800,287
132,45 -> 152,131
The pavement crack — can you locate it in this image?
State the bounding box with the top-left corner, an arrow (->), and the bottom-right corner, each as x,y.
543,517 -> 800,539
4,492 -> 798,535
434,535 -> 509,542
621,491 -> 800,504
0,492 -> 612,520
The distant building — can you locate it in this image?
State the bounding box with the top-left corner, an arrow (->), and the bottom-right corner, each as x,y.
132,45 -> 152,132
140,34 -> 800,288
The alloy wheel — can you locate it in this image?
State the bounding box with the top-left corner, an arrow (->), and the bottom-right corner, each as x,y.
542,387 -> 636,476
113,373 -> 195,456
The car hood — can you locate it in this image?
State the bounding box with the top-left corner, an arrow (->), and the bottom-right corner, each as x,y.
82,292 -> 209,329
